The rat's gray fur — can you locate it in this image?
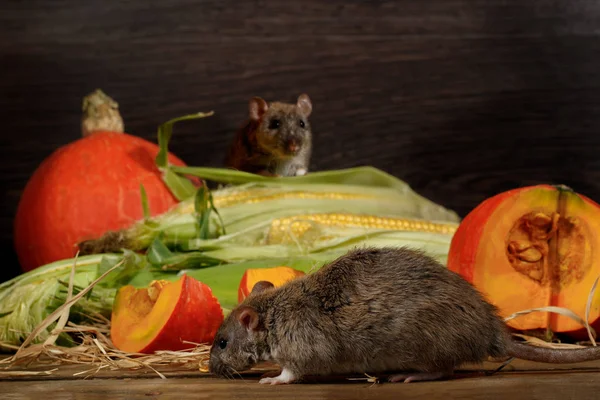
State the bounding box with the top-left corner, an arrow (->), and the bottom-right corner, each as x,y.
209,246 -> 600,384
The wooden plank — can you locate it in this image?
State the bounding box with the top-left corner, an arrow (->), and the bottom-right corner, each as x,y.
2,357 -> 600,381
1,370 -> 600,400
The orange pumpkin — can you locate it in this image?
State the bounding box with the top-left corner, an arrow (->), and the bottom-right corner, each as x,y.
14,90 -> 196,272
238,266 -> 305,303
448,184 -> 600,339
111,275 -> 223,353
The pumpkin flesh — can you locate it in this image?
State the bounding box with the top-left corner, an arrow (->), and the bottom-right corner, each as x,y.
111,275 -> 223,353
448,185 -> 600,338
238,266 -> 305,303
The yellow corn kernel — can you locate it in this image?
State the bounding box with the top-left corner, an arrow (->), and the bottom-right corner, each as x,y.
179,189 -> 373,213
266,213 -> 458,244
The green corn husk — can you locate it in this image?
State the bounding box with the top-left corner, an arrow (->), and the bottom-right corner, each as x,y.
80,168 -> 460,254
0,254 -> 123,347
0,248 -> 153,348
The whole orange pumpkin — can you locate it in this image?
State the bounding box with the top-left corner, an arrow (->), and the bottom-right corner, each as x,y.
14,90 -> 194,272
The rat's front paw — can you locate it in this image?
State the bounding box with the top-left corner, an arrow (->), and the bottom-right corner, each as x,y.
259,377 -> 287,385
258,368 -> 296,385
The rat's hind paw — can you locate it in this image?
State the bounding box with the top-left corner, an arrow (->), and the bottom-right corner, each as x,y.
388,371 -> 451,383
258,368 -> 297,385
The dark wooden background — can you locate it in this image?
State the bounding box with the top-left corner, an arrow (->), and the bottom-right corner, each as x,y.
2,0 -> 600,282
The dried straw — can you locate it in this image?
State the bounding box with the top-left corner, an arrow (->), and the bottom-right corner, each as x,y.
584,274 -> 600,346
1,318 -> 211,379
43,252 -> 77,347
0,256 -> 211,380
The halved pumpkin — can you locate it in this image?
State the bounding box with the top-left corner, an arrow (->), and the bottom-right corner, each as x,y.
238,266 -> 305,303
111,274 -> 223,353
448,184 -> 600,339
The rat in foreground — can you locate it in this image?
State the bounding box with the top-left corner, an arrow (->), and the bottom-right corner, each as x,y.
225,94 -> 313,177
209,246 -> 600,385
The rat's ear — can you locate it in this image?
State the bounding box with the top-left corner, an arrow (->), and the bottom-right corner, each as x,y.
250,280 -> 275,297
296,94 -> 312,117
249,97 -> 269,121
237,305 -> 261,332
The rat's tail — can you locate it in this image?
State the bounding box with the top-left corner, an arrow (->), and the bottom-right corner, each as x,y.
507,341 -> 600,364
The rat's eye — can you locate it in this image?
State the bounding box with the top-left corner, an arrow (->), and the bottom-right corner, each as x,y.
299,120 -> 305,128
218,338 -> 228,349
268,119 -> 280,130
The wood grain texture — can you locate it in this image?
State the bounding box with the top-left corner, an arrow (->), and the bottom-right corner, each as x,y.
2,357 -> 600,381
1,371 -> 600,400
2,357 -> 600,399
2,0 -> 600,281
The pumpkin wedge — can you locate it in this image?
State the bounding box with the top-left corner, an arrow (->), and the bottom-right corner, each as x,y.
238,266 -> 305,303
111,274 -> 223,353
448,184 -> 600,339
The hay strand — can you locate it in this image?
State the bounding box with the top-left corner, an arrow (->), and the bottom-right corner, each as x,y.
584,273 -> 600,346
43,252 -> 78,347
0,319 -> 212,379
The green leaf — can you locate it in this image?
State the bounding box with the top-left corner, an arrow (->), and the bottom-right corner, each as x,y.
155,111 -> 213,200
146,237 -> 175,265
139,183 -> 150,220
208,189 -> 226,235
155,111 -> 214,168
156,252 -> 223,271
161,167 -> 197,201
95,251 -> 148,289
194,185 -> 226,238
96,255 -> 119,279
195,186 -> 211,239
146,236 -> 221,270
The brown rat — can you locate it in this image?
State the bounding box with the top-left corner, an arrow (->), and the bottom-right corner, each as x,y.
225,94 -> 313,177
208,246 -> 600,385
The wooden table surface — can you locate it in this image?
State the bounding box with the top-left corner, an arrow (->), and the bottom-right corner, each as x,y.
3,372 -> 600,400
2,359 -> 600,399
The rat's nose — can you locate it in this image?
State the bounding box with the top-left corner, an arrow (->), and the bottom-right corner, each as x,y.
208,354 -> 218,374
287,140 -> 300,154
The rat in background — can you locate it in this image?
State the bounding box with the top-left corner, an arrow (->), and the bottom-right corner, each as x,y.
208,246 -> 600,385
224,94 -> 313,177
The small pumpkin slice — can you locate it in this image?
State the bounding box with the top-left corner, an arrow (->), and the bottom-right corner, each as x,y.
111,274 -> 223,353
238,266 -> 305,303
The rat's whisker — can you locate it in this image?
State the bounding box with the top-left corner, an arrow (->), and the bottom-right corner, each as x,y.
231,367 -> 245,381
224,367 -> 236,381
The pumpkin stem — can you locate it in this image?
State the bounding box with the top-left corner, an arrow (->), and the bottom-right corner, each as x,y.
81,89 -> 125,137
